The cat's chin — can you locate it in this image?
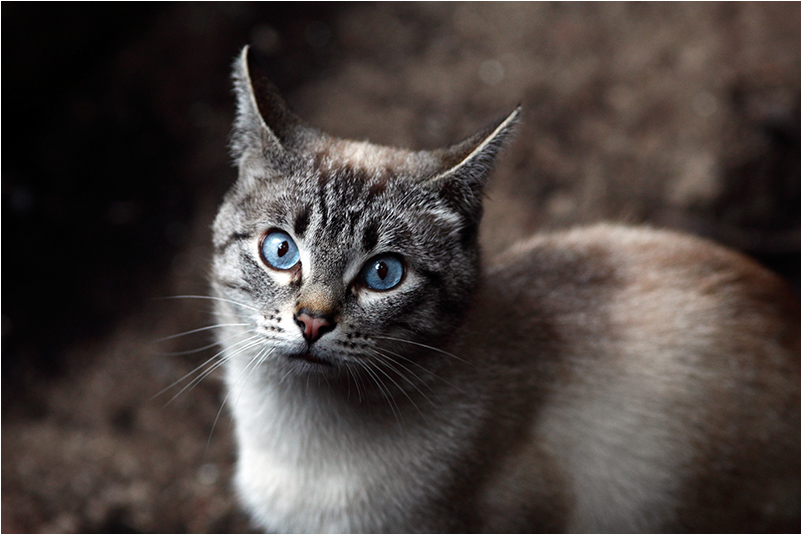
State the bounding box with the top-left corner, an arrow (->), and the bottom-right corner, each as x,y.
290,351 -> 333,367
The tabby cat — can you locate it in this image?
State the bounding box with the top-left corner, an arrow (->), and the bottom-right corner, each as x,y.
210,46 -> 800,532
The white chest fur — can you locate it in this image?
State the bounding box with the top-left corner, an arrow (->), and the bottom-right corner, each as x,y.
225,363 -> 456,533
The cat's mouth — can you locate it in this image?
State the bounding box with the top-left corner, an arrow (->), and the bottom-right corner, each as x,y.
291,351 -> 334,367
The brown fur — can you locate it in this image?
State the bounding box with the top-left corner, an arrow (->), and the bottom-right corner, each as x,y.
445,224 -> 800,531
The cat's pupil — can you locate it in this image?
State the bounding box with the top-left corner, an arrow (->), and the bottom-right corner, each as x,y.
277,241 -> 289,257
376,261 -> 388,280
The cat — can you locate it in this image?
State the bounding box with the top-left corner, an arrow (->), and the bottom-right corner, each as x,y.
210,46 -> 800,532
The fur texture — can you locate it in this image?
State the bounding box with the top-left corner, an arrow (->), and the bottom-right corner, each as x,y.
211,46 -> 800,532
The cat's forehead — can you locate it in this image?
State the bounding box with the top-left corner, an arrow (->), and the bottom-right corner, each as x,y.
308,137 -> 440,179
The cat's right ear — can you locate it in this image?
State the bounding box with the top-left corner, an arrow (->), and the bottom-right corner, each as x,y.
230,46 -> 306,168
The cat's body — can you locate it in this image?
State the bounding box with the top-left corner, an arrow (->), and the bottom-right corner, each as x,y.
211,47 -> 800,532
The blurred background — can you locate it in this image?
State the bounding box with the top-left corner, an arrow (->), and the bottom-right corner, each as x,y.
2,3 -> 799,532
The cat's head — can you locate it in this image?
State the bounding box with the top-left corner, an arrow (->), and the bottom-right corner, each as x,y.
212,46 -> 519,383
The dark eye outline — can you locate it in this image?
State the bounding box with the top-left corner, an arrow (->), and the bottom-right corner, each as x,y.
358,253 -> 406,292
259,229 -> 301,272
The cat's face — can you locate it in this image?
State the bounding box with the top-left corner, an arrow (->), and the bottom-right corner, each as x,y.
212,144 -> 480,377
211,46 -> 519,385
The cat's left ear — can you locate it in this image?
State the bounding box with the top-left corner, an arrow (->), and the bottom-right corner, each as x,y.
425,107 -> 521,224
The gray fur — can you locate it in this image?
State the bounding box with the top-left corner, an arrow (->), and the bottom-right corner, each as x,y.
210,46 -> 800,532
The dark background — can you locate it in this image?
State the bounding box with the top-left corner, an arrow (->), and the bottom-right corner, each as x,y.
3,3 -> 799,532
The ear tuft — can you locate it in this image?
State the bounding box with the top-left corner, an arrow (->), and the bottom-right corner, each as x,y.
230,46 -> 305,165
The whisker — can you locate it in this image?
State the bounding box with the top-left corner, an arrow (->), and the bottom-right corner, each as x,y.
371,345 -> 466,395
373,335 -> 473,366
358,359 -> 404,428
184,335 -> 263,389
343,361 -> 364,403
278,363 -> 296,385
158,330 -> 247,357
369,347 -> 437,391
153,332 -> 258,399
156,323 -> 253,343
352,359 -> 370,404
367,349 -> 434,413
208,344 -> 272,452
369,349 -> 436,399
155,294 -> 260,312
159,335 -> 263,407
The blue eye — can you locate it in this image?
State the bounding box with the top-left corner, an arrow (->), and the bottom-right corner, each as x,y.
360,254 -> 405,291
260,230 -> 300,271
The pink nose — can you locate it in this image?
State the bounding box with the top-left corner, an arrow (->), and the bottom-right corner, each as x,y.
294,312 -> 334,343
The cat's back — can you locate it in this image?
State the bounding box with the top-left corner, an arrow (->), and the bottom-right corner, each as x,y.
488,223 -> 798,346
477,223 -> 799,532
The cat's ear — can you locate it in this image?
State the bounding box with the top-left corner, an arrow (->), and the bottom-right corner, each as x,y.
230,45 -> 307,166
425,107 -> 521,224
